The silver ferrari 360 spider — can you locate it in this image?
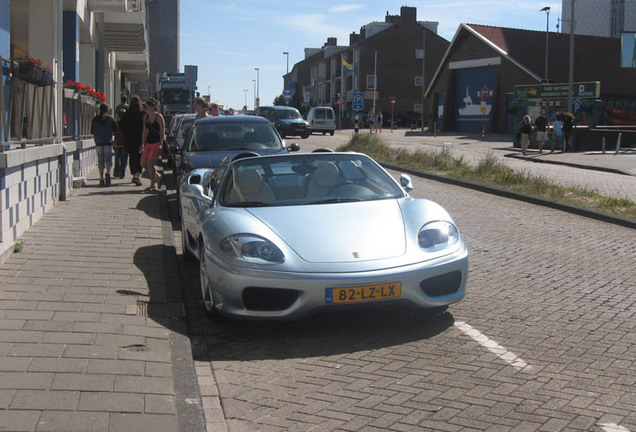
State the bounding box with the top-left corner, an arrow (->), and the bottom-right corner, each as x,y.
179,152 -> 468,320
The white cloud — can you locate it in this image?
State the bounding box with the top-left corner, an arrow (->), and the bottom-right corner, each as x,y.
330,4 -> 364,13
282,14 -> 351,44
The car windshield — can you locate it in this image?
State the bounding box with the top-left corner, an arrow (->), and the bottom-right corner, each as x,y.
220,153 -> 405,207
177,118 -> 194,139
276,108 -> 303,120
184,121 -> 283,152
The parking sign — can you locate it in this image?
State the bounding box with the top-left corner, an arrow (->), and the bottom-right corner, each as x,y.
353,92 -> 364,111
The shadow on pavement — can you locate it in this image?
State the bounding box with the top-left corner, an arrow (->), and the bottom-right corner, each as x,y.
199,307 -> 455,361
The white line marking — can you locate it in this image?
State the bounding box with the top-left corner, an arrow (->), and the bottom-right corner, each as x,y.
454,321 -> 529,371
599,424 -> 631,432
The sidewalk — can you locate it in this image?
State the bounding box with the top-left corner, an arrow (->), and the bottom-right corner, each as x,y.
0,172 -> 205,432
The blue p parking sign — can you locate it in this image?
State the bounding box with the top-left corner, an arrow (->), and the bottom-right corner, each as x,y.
353,92 -> 364,111
572,98 -> 583,113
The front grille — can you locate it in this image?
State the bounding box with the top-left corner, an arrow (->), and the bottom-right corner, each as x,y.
242,287 -> 300,311
420,271 -> 463,297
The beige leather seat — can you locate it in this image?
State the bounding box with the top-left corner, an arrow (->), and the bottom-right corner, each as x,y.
236,169 -> 275,202
306,162 -> 340,198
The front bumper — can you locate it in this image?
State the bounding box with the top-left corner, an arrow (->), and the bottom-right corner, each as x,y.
203,246 -> 469,320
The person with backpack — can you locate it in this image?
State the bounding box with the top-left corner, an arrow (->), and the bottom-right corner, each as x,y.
91,103 -> 116,186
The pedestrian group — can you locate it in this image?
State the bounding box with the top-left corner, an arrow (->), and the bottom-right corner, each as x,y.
515,110 -> 575,156
91,95 -> 165,192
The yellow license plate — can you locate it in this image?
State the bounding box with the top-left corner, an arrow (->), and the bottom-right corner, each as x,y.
326,282 -> 401,304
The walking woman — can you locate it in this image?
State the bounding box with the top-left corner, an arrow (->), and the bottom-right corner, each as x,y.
140,98 -> 165,192
119,95 -> 145,186
518,115 -> 532,156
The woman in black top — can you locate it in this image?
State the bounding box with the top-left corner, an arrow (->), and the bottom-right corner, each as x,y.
119,95 -> 144,185
140,98 -> 165,192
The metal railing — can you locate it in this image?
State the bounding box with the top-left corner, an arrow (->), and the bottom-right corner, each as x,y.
1,56 -> 97,152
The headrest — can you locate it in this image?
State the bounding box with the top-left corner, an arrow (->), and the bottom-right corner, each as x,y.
313,162 -> 340,188
238,169 -> 264,195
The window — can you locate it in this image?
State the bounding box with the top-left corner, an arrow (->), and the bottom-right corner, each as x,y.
366,75 -> 377,90
414,103 -> 423,113
415,76 -> 424,87
415,49 -> 424,59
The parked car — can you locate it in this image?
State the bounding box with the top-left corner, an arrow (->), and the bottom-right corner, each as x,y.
256,106 -> 310,139
174,115 -> 299,195
397,111 -> 422,128
307,106 -> 336,135
165,113 -> 195,168
179,151 -> 469,320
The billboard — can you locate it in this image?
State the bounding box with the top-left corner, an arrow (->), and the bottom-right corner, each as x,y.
621,32 -> 636,68
452,66 -> 496,133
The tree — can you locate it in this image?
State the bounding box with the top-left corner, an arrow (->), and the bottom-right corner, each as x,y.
272,94 -> 284,105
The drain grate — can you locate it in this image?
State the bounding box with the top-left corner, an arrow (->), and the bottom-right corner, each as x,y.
134,302 -> 186,318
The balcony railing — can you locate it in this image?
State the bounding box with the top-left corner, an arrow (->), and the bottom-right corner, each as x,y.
1,57 -> 98,152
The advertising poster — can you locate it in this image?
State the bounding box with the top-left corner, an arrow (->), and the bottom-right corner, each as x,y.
620,32 -> 636,68
452,66 -> 496,133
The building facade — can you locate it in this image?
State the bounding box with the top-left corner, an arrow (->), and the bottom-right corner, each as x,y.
561,0 -> 636,37
426,24 -> 636,135
286,6 -> 449,128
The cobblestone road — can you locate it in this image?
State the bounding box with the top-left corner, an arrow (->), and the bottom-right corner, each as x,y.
171,135 -> 636,431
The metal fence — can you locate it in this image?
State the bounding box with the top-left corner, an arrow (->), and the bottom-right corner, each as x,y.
1,56 -> 97,152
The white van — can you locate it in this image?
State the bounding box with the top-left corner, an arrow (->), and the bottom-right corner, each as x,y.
307,106 -> 336,135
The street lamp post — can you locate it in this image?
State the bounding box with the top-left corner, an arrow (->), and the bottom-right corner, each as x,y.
252,79 -> 256,110
254,67 -> 260,108
283,52 -> 289,74
243,89 -> 248,112
541,6 -> 551,83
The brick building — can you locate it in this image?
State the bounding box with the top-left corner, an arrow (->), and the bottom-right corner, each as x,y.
285,6 -> 450,127
425,24 -> 636,134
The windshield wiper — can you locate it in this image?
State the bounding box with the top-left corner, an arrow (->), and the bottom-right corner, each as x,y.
224,201 -> 273,207
311,198 -> 363,205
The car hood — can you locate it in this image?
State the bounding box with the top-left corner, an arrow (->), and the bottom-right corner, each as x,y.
278,119 -> 307,126
186,148 -> 288,169
246,200 -> 405,263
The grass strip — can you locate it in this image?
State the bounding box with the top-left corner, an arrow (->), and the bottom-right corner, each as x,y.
338,133 -> 636,221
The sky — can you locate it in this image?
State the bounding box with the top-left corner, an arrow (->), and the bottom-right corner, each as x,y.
180,0 -> 563,111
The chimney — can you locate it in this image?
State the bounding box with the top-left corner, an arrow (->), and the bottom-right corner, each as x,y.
400,6 -> 417,23
349,32 -> 361,45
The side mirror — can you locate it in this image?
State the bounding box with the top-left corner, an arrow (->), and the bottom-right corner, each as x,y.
181,184 -> 213,205
399,174 -> 414,192
287,142 -> 300,152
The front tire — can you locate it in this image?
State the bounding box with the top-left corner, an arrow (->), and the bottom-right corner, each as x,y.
199,243 -> 226,321
181,217 -> 195,262
301,133 -> 310,139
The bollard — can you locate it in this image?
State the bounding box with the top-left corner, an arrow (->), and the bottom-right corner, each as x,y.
434,121 -> 437,138
602,137 -> 605,154
615,133 -> 622,155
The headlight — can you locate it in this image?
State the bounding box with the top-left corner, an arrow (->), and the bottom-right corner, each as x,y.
220,234 -> 285,264
418,221 -> 460,252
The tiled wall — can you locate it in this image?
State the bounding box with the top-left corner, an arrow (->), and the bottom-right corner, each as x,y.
0,139 -> 96,245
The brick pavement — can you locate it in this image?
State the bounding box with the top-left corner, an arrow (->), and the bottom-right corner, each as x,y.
0,129 -> 634,432
0,173 -> 204,432
177,165 -> 636,432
